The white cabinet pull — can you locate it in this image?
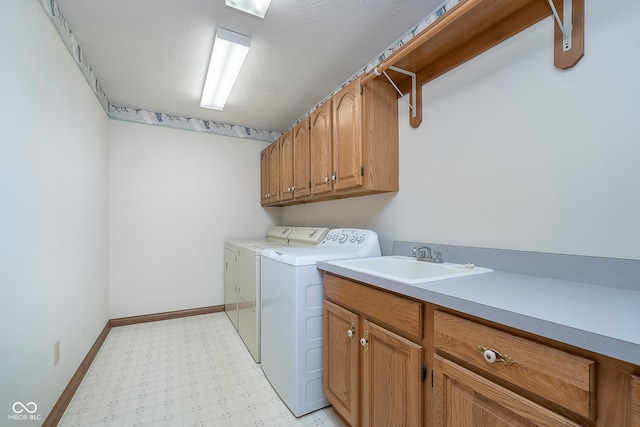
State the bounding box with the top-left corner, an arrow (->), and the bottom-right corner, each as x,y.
347,323 -> 355,341
476,345 -> 514,366
360,331 -> 369,351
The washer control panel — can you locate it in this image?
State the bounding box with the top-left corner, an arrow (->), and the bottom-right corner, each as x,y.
318,229 -> 380,255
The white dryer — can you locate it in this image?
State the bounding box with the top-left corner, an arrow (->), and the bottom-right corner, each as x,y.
224,226 -> 328,362
260,228 -> 381,416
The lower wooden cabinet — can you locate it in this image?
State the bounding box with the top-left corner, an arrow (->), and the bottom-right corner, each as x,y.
323,273 -> 424,427
322,272 -> 640,427
432,310 -> 596,422
633,375 -> 640,427
324,300 -> 359,426
432,354 -> 581,426
361,319 -> 423,427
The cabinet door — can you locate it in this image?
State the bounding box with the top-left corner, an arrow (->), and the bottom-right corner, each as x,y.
293,117 -> 311,199
432,354 -> 581,427
324,300 -> 360,427
361,319 -> 423,427
633,375 -> 640,427
332,78 -> 363,191
260,147 -> 269,205
310,101 -> 333,195
267,141 -> 280,204
279,129 -> 294,202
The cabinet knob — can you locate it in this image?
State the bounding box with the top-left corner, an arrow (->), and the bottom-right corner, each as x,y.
331,173 -> 337,181
324,176 -> 329,183
360,331 -> 369,351
476,346 -> 514,366
347,323 -> 355,341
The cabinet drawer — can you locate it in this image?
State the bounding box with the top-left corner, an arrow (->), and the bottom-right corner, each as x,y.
323,273 -> 422,342
434,310 -> 596,420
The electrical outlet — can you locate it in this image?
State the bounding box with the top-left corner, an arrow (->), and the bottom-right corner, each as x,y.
53,341 -> 60,366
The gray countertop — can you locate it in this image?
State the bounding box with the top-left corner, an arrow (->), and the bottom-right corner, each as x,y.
317,260 -> 640,366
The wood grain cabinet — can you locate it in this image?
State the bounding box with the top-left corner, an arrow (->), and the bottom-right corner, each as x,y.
278,129 -> 294,203
310,100 -> 333,196
292,117 -> 311,199
321,274 -> 640,426
323,273 -> 424,427
267,141 -> 280,205
633,375 -> 640,427
259,146 -> 270,206
259,76 -> 398,206
432,310 -> 595,426
330,77 -> 398,197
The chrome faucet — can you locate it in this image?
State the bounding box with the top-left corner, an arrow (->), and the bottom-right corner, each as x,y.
412,245 -> 444,263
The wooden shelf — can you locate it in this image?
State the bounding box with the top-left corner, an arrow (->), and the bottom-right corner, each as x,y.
364,0 -> 584,127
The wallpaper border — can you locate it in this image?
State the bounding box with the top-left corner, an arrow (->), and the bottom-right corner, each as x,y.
38,0 -> 459,142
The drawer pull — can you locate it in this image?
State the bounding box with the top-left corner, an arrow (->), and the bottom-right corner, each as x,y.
477,346 -> 514,366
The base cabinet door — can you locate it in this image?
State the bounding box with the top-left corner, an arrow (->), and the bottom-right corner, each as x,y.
323,273 -> 426,426
633,375 -> 640,427
324,300 -> 360,426
432,354 -> 581,427
361,319 -> 423,427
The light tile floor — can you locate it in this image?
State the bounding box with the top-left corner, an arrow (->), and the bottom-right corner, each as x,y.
59,313 -> 346,426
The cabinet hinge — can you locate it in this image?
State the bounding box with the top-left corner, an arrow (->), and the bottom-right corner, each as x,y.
360,84 -> 363,95
360,166 -> 364,176
431,369 -> 434,388
421,361 -> 427,382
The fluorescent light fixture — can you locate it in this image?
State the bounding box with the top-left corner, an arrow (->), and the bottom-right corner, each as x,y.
225,0 -> 272,19
200,28 -> 250,111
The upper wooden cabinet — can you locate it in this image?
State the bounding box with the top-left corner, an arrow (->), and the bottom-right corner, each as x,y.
261,76 -> 398,206
260,147 -> 270,206
279,129 -> 294,203
310,100 -> 333,196
267,141 -> 280,205
332,77 -> 399,196
292,117 -> 311,199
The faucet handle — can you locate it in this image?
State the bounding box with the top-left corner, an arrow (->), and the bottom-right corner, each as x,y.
433,250 -> 443,262
412,245 -> 431,259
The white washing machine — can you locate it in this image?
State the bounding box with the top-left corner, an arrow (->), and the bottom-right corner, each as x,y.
260,228 -> 381,416
224,226 -> 329,362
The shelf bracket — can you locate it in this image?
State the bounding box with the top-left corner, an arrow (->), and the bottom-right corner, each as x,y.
548,0 -> 584,69
548,0 -> 572,51
375,65 -> 422,128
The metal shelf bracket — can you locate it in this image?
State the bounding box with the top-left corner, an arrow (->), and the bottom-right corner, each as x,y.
375,65 -> 422,128
548,0 -> 572,51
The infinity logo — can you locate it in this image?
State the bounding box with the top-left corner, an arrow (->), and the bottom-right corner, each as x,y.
12,402 -> 38,414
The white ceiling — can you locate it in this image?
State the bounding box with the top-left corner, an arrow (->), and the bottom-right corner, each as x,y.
54,0 -> 443,133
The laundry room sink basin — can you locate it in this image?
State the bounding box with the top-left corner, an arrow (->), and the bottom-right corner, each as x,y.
327,256 -> 493,285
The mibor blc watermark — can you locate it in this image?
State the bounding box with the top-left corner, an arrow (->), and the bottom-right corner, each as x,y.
8,402 -> 42,422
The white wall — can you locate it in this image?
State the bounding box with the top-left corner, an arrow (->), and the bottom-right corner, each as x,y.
0,0 -> 110,422
109,120 -> 278,318
284,0 -> 640,261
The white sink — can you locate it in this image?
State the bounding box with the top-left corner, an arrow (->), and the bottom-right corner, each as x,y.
327,256 -> 493,285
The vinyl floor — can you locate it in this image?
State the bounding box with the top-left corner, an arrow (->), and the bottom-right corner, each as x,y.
58,312 -> 346,426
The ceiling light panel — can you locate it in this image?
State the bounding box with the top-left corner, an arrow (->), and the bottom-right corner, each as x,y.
200,28 -> 250,111
225,0 -> 272,19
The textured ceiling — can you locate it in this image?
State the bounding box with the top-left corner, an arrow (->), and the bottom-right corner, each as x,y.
54,0 -> 444,133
